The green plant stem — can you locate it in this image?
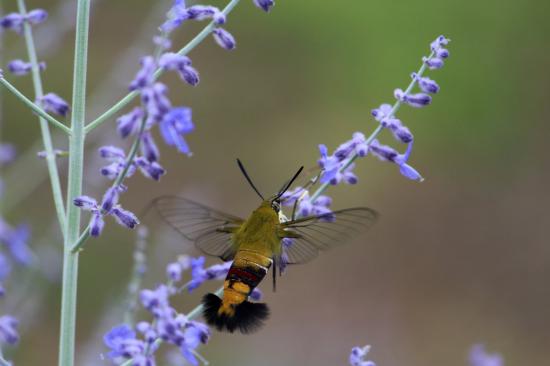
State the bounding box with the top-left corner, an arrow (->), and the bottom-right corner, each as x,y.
309,51 -> 435,202
119,286 -> 224,366
58,0 -> 91,365
84,0 -> 242,133
0,77 -> 71,135
17,0 -> 69,234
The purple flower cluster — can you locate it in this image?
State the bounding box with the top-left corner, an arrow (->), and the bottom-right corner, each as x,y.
104,255 -> 233,366
0,9 -> 71,117
315,35 -> 450,189
73,186 -> 139,237
349,345 -> 376,366
469,345 -> 504,366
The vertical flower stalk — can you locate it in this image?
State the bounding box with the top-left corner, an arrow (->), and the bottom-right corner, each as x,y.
58,1 -> 91,365
15,0 -> 66,232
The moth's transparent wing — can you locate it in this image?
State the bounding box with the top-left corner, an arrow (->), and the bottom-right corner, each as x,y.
153,196 -> 244,261
280,208 -> 378,264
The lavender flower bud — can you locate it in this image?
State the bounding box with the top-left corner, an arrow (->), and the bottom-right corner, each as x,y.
0,315 -> 19,345
253,0 -> 275,12
412,73 -> 440,94
186,5 -> 221,21
371,103 -> 393,121
394,88 -> 431,108
436,48 -> 450,59
73,196 -> 98,210
140,132 -> 160,162
430,35 -> 450,51
166,262 -> 182,282
0,144 -> 16,165
135,157 -> 166,181
90,212 -> 105,237
423,56 -> 444,70
38,93 -> 70,116
0,13 -> 25,33
129,56 -> 156,91
179,65 -> 200,86
101,187 -> 120,212
99,146 -> 126,160
116,107 -> 144,138
112,207 -> 139,229
142,83 -> 172,120
7,59 -> 46,76
26,9 -> 48,25
100,162 -> 124,180
212,28 -> 236,50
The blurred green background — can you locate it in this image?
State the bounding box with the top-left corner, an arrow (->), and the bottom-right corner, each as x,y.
1,0 -> 549,365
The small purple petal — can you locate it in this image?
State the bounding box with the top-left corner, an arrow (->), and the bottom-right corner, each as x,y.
111,207 -> 139,229
166,262 -> 182,282
412,73 -> 440,94
90,212 -> 105,237
116,107 -> 144,138
101,187 -> 120,212
140,132 -> 160,162
0,13 -> 25,33
129,56 -> 156,91
0,315 -> 19,345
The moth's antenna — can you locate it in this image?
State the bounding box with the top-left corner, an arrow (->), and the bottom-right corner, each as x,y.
237,159 -> 265,200
275,166 -> 303,200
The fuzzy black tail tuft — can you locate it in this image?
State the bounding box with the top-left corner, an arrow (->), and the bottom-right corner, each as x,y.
202,293 -> 269,334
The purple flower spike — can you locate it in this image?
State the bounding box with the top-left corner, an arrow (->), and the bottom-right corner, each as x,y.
213,28 -> 236,50
117,107 -> 144,138
412,73 -> 440,94
394,88 -> 431,108
253,0 -> 275,12
0,13 -> 25,33
0,315 -> 19,345
26,9 -> 48,25
160,107 -> 194,156
129,56 -> 156,91
8,59 -> 46,76
39,93 -> 70,116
